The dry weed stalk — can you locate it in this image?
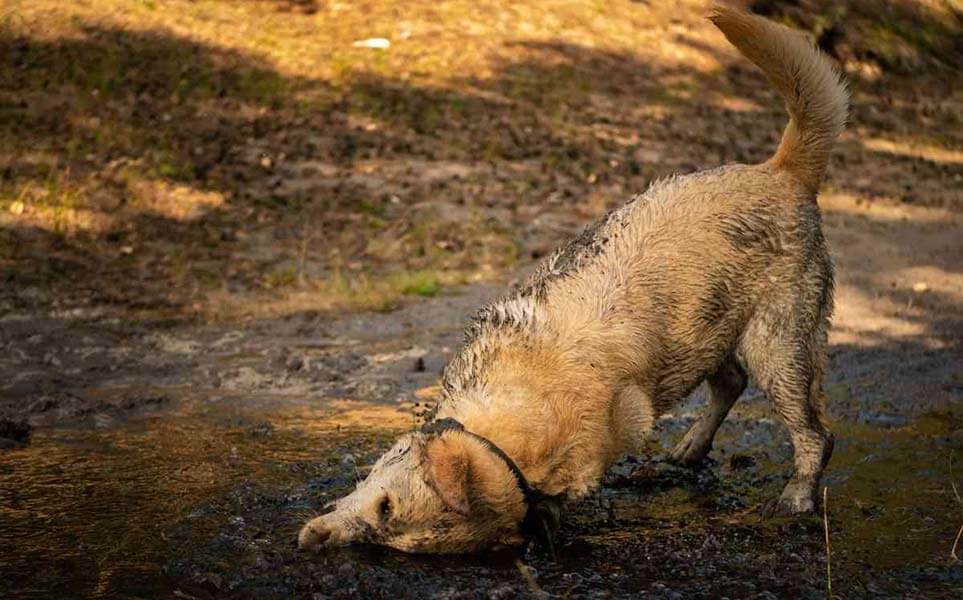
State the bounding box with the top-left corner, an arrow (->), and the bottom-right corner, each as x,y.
823,486 -> 832,598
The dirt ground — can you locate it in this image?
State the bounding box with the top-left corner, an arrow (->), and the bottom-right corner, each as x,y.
1,0 -> 962,598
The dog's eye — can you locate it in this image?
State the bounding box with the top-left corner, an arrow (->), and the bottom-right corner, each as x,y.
378,495 -> 393,520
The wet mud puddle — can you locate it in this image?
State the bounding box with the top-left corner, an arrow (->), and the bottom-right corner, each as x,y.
1,389 -> 961,598
0,394 -> 411,598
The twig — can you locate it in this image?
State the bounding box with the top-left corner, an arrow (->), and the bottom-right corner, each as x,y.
823,486 -> 832,599
297,218 -> 311,286
952,524 -> 963,562
950,456 -> 963,562
515,559 -> 547,598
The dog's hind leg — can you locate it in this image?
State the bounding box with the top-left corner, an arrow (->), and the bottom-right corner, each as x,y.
670,356 -> 747,466
740,309 -> 834,516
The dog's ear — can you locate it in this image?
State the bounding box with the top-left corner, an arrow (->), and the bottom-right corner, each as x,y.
423,435 -> 471,515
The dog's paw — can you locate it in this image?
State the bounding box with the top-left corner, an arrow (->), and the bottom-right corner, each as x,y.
668,435 -> 711,468
760,485 -> 817,518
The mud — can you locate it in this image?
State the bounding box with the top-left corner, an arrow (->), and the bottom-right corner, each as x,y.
1,195 -> 962,598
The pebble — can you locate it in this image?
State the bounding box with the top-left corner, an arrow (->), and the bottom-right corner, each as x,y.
857,411 -> 910,428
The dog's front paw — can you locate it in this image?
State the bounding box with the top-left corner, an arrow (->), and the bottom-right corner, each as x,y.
668,431 -> 712,467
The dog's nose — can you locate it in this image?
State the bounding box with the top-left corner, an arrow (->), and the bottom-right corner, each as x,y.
298,523 -> 331,551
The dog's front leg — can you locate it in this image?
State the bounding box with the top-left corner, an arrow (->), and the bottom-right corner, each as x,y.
670,356 -> 747,466
613,384 -> 656,454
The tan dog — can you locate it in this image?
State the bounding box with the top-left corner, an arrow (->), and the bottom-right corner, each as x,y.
299,2 -> 848,554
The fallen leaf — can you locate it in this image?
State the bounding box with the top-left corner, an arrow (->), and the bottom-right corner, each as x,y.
353,38 -> 391,49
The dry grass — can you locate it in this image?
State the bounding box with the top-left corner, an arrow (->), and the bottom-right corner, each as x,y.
1,0 -> 959,322
203,267 -> 480,321
823,486 -> 833,598
952,525 -> 963,561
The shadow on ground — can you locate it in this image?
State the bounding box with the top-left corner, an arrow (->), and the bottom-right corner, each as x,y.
1,2 -> 961,598
2,5 -> 959,319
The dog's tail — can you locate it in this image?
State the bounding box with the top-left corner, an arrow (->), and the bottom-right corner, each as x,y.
709,2 -> 848,194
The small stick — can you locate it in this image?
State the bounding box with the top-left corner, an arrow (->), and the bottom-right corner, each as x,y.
823,486 -> 832,599
297,218 -> 311,286
515,559 -> 547,598
952,524 -> 963,562
950,457 -> 963,562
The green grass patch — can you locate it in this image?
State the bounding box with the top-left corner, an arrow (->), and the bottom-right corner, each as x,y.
393,270 -> 442,297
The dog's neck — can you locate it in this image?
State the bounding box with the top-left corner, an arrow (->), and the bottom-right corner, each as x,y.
437,363 -> 624,500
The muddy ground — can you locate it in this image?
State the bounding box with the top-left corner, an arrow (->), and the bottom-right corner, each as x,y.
2,192 -> 962,598
2,0 -> 962,598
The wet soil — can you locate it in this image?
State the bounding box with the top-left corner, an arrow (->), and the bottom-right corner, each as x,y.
2,198 -> 962,599
1,0 -> 961,596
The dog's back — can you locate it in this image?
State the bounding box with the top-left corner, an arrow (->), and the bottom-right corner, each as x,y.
446,2 -> 848,410
526,164 -> 829,412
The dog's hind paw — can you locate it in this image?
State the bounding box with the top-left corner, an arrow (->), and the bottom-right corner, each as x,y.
760,481 -> 819,518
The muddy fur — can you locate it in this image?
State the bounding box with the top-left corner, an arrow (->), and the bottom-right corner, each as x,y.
300,2 -> 848,553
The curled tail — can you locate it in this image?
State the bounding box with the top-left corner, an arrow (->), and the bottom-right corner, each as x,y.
710,2 -> 848,194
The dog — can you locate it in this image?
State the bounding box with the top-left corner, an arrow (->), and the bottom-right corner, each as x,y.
299,2 -> 848,554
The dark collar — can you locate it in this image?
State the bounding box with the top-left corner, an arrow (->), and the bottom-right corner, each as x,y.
420,417 -> 561,555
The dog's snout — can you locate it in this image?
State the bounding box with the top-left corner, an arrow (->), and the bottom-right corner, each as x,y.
298,521 -> 332,551
311,527 -> 331,545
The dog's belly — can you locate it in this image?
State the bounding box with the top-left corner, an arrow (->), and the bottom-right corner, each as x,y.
638,297 -> 752,413
651,355 -> 726,411
647,353 -> 725,412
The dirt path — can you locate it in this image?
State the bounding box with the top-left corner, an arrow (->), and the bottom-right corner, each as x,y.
1,0 -> 962,597
1,191 -> 961,598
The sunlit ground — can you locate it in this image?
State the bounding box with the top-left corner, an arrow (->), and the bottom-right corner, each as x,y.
0,0 -> 961,597
1,0 -> 959,322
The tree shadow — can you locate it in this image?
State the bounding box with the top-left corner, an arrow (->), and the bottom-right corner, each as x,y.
672,30 -> 963,209
1,23 -> 744,320
261,0 -> 321,15
2,26 -> 310,312
0,12 -> 958,329
751,0 -> 963,73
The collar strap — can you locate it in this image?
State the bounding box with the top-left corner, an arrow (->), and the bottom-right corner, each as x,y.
420,418 -> 560,553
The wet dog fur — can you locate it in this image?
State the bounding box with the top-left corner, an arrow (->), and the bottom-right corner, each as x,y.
299,2 -> 849,554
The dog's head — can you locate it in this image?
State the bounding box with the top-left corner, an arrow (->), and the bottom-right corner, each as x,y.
298,429 -> 529,553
